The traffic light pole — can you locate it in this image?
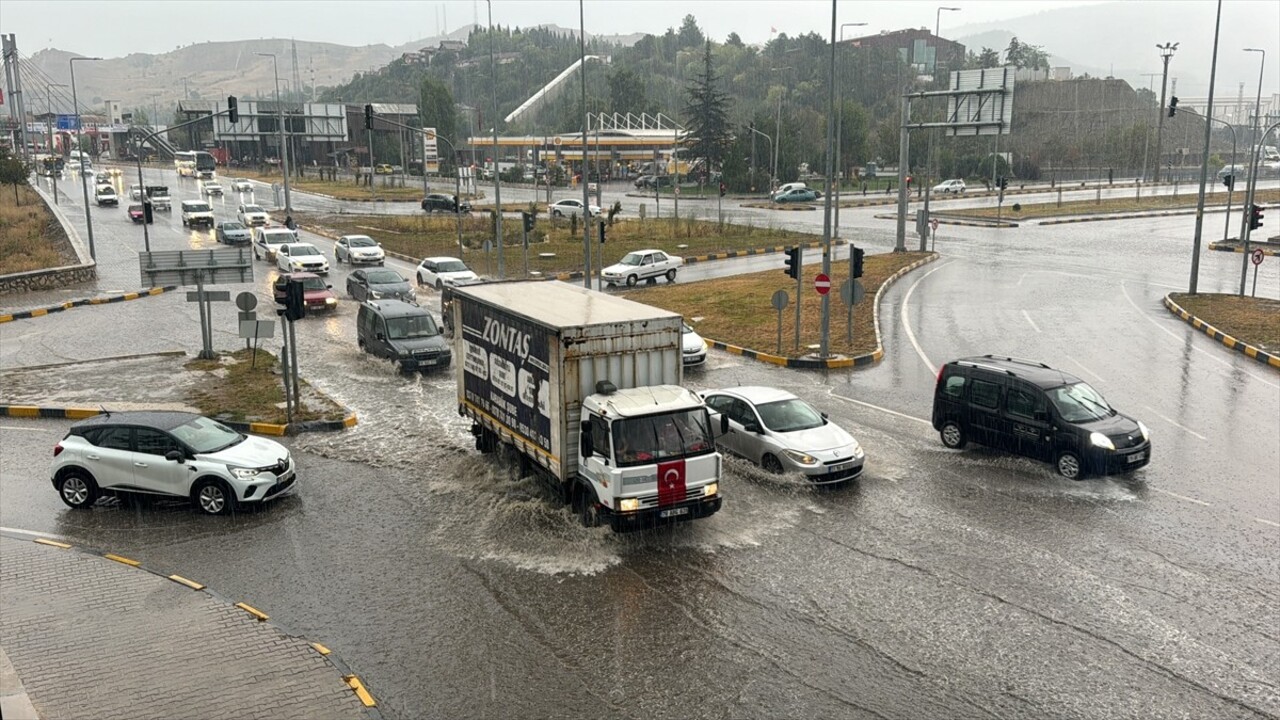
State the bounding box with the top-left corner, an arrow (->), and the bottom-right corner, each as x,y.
368,111 -> 465,257
794,247 -> 803,353
1240,121 -> 1279,295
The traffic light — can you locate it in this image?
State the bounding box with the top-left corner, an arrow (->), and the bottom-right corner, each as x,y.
143,201 -> 154,224
1249,203 -> 1265,231
852,247 -> 865,279
284,279 -> 306,321
784,246 -> 802,280
998,176 -> 1009,191
364,104 -> 374,130
719,182 -> 726,197
521,211 -> 535,233
1222,174 -> 1234,191
227,96 -> 238,123
1168,96 -> 1179,118
598,220 -> 607,244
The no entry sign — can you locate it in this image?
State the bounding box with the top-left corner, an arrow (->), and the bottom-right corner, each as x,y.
814,273 -> 831,295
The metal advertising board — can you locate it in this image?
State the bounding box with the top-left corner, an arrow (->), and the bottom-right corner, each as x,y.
56,114 -> 80,131
460,301 -> 553,454
138,248 -> 254,288
944,67 -> 1015,137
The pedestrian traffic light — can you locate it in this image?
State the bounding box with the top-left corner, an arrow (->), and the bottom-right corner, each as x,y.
284,279 -> 306,321
227,96 -> 238,124
521,211 -> 535,233
598,220 -> 608,244
364,104 -> 374,130
143,201 -> 154,224
1168,96 -> 1179,118
1222,174 -> 1234,191
719,182 -> 726,197
783,246 -> 801,280
852,247 -> 865,279
1249,203 -> 1265,231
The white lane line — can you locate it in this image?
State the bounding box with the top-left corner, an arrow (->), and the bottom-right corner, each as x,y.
900,261 -> 955,375
0,426 -> 52,432
1119,281 -> 1279,389
1150,487 -> 1212,507
1064,354 -> 1106,383
0,527 -> 73,541
1140,405 -> 1207,441
1256,518 -> 1280,528
1021,309 -> 1042,334
828,391 -> 933,426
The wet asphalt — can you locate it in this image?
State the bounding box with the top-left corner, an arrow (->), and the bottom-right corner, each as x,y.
1,167 -> 1277,719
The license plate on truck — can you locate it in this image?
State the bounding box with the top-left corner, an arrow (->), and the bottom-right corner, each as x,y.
659,507 -> 689,519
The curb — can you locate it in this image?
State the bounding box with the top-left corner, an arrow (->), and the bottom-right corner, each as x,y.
0,530 -> 384,719
0,286 -> 179,323
873,213 -> 1018,228
1162,295 -> 1280,371
1208,241 -> 1280,256
0,405 -> 359,436
702,252 -> 940,370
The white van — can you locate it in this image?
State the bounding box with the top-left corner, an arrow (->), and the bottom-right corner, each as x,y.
180,200 -> 215,227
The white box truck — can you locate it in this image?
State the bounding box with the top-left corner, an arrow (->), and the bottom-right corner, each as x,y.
453,281 -> 723,532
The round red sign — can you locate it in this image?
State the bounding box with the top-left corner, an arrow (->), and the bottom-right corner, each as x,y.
814,273 -> 831,295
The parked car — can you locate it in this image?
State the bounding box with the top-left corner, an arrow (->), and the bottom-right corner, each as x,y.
347,267 -> 413,303
635,174 -> 673,190
238,203 -> 269,226
276,242 -> 330,275
94,185 -> 118,207
682,322 -> 708,366
50,411 -> 297,516
356,299 -> 451,373
772,182 -> 808,198
421,193 -> 471,214
549,198 -> 600,218
202,181 -> 224,196
335,234 -> 386,265
773,187 -> 819,203
374,164 -> 394,175
933,356 -> 1151,479
253,225 -> 298,261
416,256 -> 479,289
230,178 -> 253,192
180,199 -> 215,227
600,249 -> 682,287
127,204 -> 145,223
272,272 -> 337,313
215,221 -> 252,245
933,179 -> 966,194
701,387 -> 865,485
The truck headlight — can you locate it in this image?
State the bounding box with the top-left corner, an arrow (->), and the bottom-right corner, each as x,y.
619,497 -> 639,512
703,482 -> 718,497
781,449 -> 819,465
1090,431 -> 1115,450
1137,421 -> 1149,442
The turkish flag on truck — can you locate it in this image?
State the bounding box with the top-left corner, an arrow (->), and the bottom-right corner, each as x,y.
657,459 -> 686,507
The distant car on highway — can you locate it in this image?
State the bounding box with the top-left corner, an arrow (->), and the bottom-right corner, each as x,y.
933,179 -> 966,194
94,185 -> 118,207
549,198 -> 600,218
346,267 -> 413,303
129,184 -> 143,200
773,187 -> 819,203
416,256 -> 479,289
229,178 -> 253,192
215,221 -> 252,245
127,204 -> 145,223
374,164 -> 394,175
600,249 -> 681,287
202,181 -> 224,196
237,204 -> 269,226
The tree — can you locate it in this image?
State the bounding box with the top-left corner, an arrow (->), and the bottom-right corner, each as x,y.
419,76 -> 458,173
0,146 -> 32,205
725,32 -> 744,48
978,47 -> 1001,69
608,69 -> 646,116
677,15 -> 705,49
682,41 -> 733,174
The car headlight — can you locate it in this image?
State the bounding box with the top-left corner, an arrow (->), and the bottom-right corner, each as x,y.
851,441 -> 864,459
619,497 -> 640,512
1090,431 -> 1115,450
1137,421 -> 1150,442
703,482 -> 718,497
325,297 -> 337,305
229,466 -> 261,479
781,449 -> 819,465
369,289 -> 383,299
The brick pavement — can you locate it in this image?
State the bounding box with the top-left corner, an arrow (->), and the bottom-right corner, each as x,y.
0,535 -> 377,720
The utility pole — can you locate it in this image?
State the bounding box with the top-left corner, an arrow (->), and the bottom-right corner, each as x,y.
1239,47 -> 1266,295
488,0 -> 503,278
1186,0 -> 1222,296
578,0 -> 591,288
1140,72 -> 1161,180
819,0 -> 837,359
46,83 -> 67,204
256,52 -> 292,213
1153,42 -> 1178,184
71,56 -> 102,261
835,22 -> 867,241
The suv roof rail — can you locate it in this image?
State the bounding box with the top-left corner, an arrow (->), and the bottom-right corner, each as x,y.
982,354 -> 1050,369
955,360 -> 1015,376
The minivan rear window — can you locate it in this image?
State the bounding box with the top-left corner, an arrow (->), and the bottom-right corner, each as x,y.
942,374 -> 966,398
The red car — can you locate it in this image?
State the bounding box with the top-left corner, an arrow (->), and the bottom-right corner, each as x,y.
127,204 -> 145,223
273,272 -> 338,313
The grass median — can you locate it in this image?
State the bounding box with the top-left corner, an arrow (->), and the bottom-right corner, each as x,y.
624,251 -> 934,359
0,183 -> 74,274
184,348 -> 344,424
949,187 -> 1280,221
230,168 -> 434,202
1168,293 -> 1280,353
299,213 -> 821,277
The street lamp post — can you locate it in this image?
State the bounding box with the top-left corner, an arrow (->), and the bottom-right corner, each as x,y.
1139,72 -> 1161,181
256,52 -> 292,214
1239,47 -> 1266,295
578,0 -> 590,287
1186,0 -> 1222,296
834,22 -> 867,241
747,125 -> 773,195
488,0 -> 504,278
819,0 -> 837,359
770,66 -> 793,192
1153,42 -> 1178,184
922,7 -> 960,245
45,83 -> 67,205
70,56 -> 101,260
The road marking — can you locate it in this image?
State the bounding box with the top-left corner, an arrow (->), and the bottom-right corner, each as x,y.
1021,309 -> 1042,333
0,527 -> 73,541
0,426 -> 52,432
1119,281 -> 1279,389
900,261 -> 954,374
1064,355 -> 1106,382
1256,518 -> 1280,528
1150,487 -> 1212,507
828,391 -> 932,426
1140,405 -> 1207,441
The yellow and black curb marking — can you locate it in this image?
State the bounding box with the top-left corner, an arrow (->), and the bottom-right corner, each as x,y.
0,286 -> 179,324
1038,208 -> 1211,226
1163,295 -> 1280,371
2,530 -> 383,717
1208,241 -> 1280,256
0,405 -> 359,436
704,253 -> 940,371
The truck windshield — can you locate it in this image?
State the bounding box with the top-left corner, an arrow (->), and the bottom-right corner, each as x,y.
387,314 -> 439,339
613,410 -> 713,466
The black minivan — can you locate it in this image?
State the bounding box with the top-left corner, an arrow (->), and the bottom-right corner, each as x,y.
356,299 -> 451,373
932,356 -> 1151,479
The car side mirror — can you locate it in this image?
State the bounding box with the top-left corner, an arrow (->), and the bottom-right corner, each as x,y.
743,421 -> 761,434
326,284 -> 332,289
165,450 -> 185,463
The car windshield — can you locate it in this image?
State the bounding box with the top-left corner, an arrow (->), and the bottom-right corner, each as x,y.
245,206 -> 264,213
222,222 -> 245,231
348,237 -> 376,247
756,398 -> 825,433
1048,382 -> 1115,423
291,245 -> 321,256
300,277 -> 327,291
613,410 -> 714,466
367,270 -> 403,284
387,313 -> 439,339
683,323 -> 695,334
170,416 -> 244,453
620,253 -> 643,266
437,261 -> 468,273
187,203 -> 210,212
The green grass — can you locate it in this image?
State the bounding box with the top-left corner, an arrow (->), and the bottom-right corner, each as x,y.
299,214 -> 821,277
1168,293 -> 1280,352
0,183 -> 71,274
184,349 -> 342,424
950,188 -> 1280,221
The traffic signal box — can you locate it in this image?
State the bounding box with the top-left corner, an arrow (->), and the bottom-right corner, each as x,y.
1249,203 -> 1265,231
784,246 -> 802,280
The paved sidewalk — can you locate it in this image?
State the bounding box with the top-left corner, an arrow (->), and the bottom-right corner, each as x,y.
0,534 -> 377,720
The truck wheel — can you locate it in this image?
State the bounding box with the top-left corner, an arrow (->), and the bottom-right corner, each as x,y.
576,486 -> 601,528
666,269 -> 677,283
476,428 -> 498,454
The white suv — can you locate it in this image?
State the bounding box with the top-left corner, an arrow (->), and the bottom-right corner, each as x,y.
238,203 -> 270,226
253,226 -> 299,261
50,411 -> 297,516
276,242 -> 330,275
181,199 -> 215,227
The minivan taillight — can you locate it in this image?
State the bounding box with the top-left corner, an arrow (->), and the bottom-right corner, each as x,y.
53,442 -> 64,457
935,365 -> 945,388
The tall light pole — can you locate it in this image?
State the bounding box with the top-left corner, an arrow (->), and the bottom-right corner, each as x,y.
819,0 -> 837,359
923,7 -> 960,239
1153,42 -> 1178,183
1186,0 -> 1221,296
1239,47 -> 1266,295
487,0 -> 504,278
578,0 -> 591,288
1139,72 -> 1161,180
834,22 -> 867,241
45,83 -> 67,205
770,66 -> 793,191
935,6 -> 960,48
70,56 -> 101,261
256,52 -> 292,214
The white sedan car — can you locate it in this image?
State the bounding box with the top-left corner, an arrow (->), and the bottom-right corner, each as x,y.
230,178 -> 253,192
600,249 -> 682,287
932,179 -> 966,194
549,198 -> 600,218
682,322 -> 707,366
276,243 -> 330,275
701,386 -> 865,485
335,235 -> 386,265
416,256 -> 479,289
